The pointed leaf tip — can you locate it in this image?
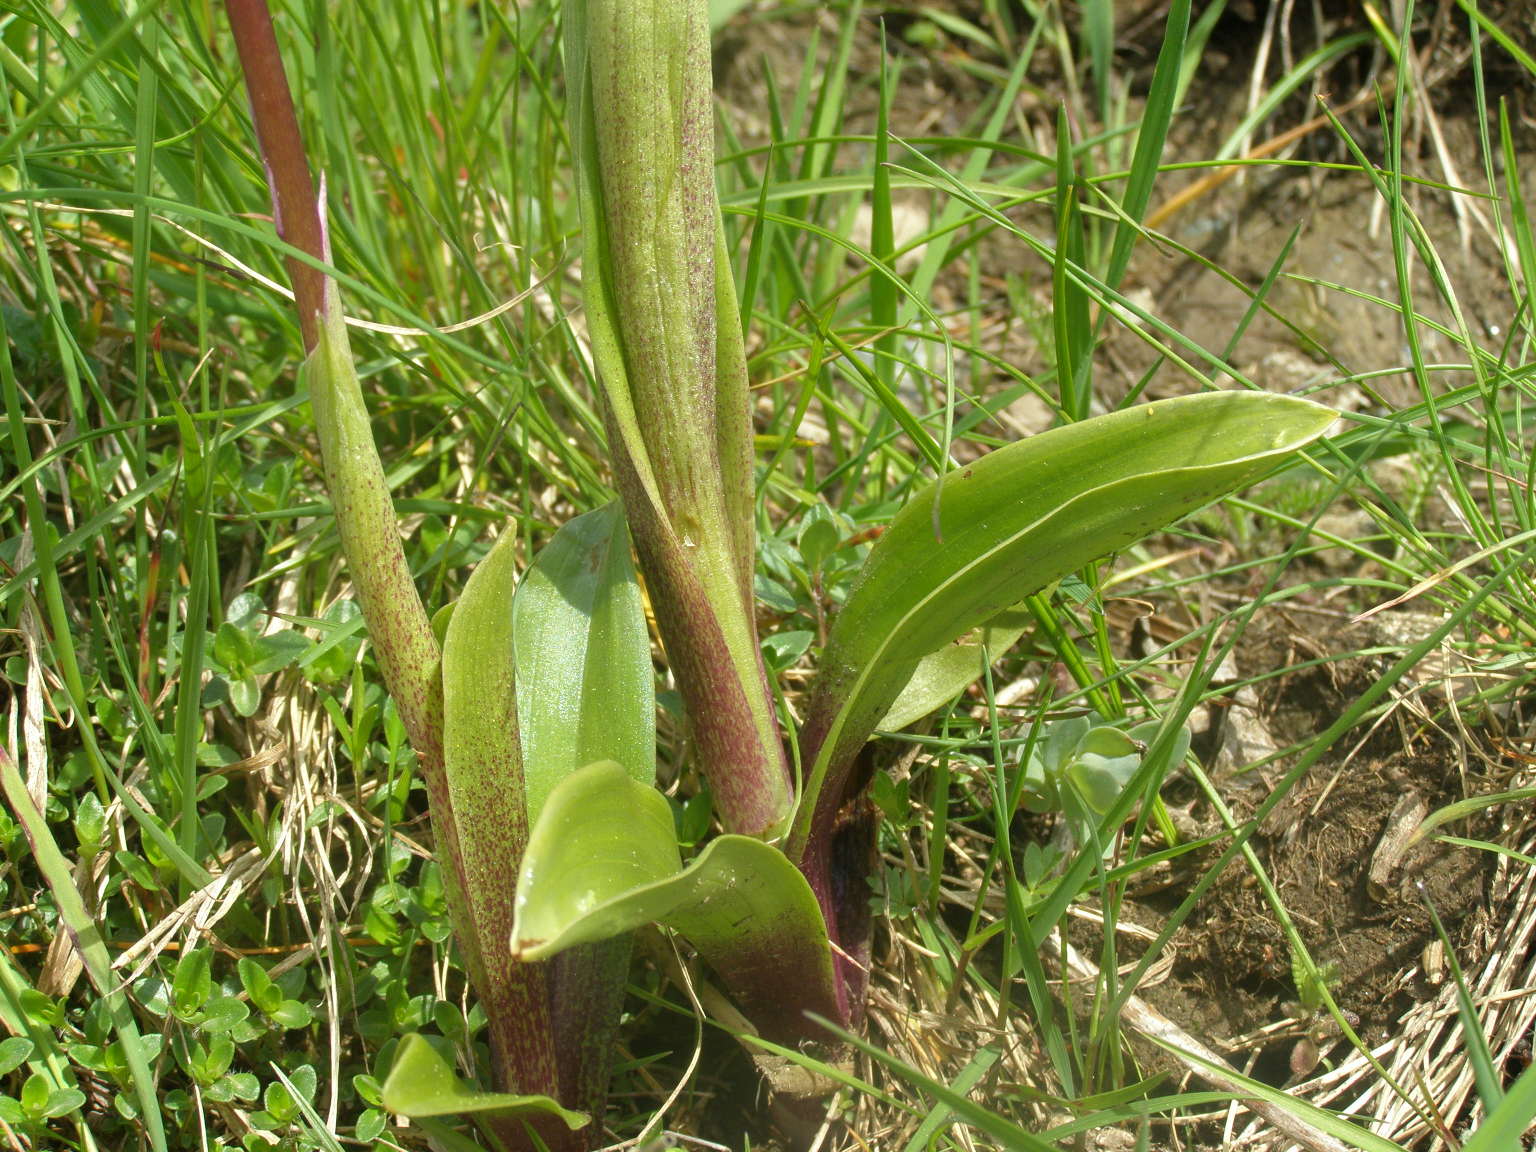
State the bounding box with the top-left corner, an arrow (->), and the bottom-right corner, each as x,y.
379,1034 -> 588,1128
513,501 -> 655,827
792,391 -> 1336,855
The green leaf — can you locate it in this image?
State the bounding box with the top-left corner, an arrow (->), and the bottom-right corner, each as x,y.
797,509 -> 841,572
202,1038 -> 235,1082
791,392 -> 1336,857
18,990 -> 61,1028
73,792 -> 105,853
878,610 -> 1032,732
439,533 -> 529,924
439,526 -> 563,1106
250,630 -> 309,675
512,762 -> 839,1042
171,948 -> 212,1019
567,0 -> 791,837
0,1038 -> 32,1078
213,621 -> 259,677
1066,728 -> 1142,814
262,1079 -> 296,1124
1145,1035 -> 1406,1152
41,1088 -> 85,1120
229,677 -> 261,717
1461,1053 -> 1536,1152
761,629 -> 813,673
280,1063 -> 316,1106
378,1034 -> 587,1128
512,501 -> 655,823
353,1074 -> 383,1109
429,602 -> 454,647
302,290 -> 441,777
270,1001 -> 313,1030
198,996 -> 249,1034
20,1072 -> 48,1117
355,1109 -> 385,1143
237,958 -> 280,1015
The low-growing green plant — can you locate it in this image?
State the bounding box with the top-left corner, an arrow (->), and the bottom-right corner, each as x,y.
220,1 -> 1333,1148
1015,713 -> 1192,867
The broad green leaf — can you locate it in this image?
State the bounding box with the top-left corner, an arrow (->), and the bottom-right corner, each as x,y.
446,505 -> 653,1124
878,610 -> 1032,732
791,392 -> 1336,856
511,502 -> 654,1123
379,1034 -> 586,1129
512,762 -> 840,1041
441,529 -> 559,1101
512,501 -> 654,824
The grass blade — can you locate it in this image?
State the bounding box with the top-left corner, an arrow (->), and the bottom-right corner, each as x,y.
1460,1057 -> 1536,1152
1103,0 -> 1189,296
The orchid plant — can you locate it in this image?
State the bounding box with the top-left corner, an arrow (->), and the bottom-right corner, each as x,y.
224,0 -> 1335,1148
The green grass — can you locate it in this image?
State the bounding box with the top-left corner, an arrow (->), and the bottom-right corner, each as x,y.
3,1 -> 1535,1150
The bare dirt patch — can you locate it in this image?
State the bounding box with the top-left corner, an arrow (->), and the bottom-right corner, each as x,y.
1148,618 -> 1498,1070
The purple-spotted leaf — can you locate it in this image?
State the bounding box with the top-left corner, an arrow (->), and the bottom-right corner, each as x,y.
380,1034 -> 587,1129
512,762 -> 839,1044
443,500 -> 652,1129
303,290 -> 442,779
565,0 -> 791,836
440,527 -> 560,1105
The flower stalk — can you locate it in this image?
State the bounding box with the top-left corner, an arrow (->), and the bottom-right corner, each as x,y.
565,0 -> 792,838
224,5 -> 577,1147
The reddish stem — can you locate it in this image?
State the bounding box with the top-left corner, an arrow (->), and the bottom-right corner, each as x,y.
225,0 -> 328,352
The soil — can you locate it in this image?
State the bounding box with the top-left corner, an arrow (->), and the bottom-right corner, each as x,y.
1141,611 -> 1498,1082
